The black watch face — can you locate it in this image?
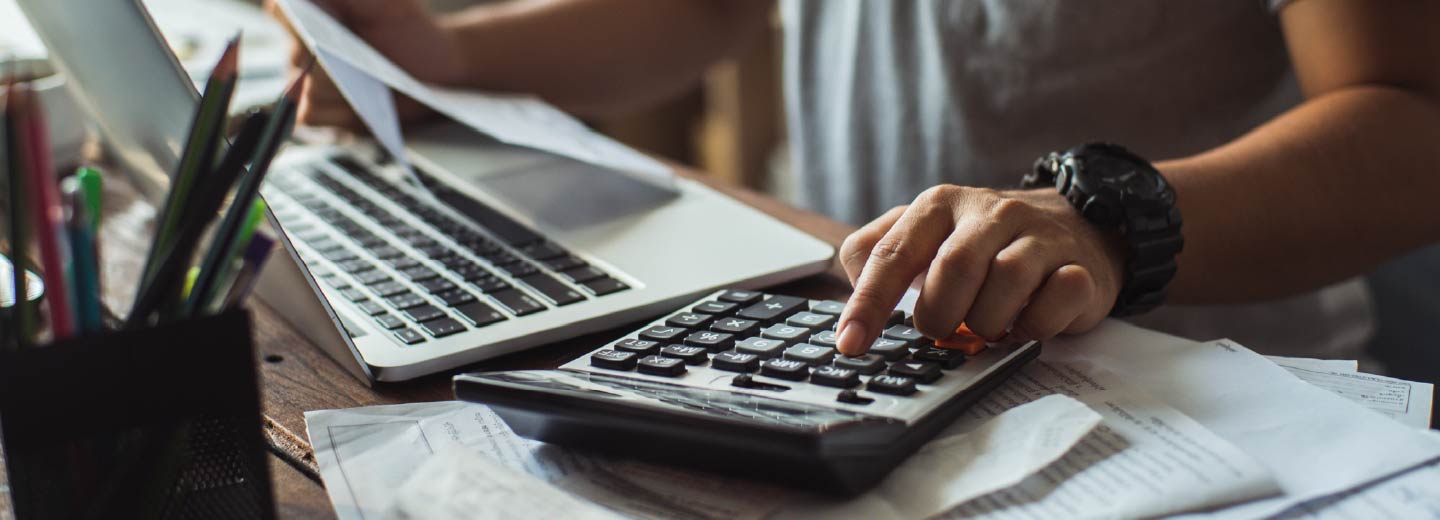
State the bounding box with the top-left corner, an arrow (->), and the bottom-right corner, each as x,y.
1089,155 -> 1162,196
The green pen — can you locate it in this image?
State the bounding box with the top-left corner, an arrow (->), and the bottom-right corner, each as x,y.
76,167 -> 103,230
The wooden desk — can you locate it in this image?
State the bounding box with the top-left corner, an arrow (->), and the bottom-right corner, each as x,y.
97,164 -> 857,517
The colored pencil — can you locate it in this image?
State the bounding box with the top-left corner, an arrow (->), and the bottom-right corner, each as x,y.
17,82 -> 76,339
221,232 -> 275,309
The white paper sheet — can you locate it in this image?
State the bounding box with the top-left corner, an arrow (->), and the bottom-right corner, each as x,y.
1278,455 -> 1440,519
1266,355 -> 1360,374
1039,323 -> 1440,519
306,395 -> 1099,520
388,450 -> 625,520
273,0 -> 676,191
1274,362 -> 1434,430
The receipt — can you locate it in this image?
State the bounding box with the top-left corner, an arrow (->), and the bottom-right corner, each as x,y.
1273,362 -> 1433,430
388,450 -> 624,520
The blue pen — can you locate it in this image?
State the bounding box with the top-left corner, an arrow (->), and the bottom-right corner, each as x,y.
62,179 -> 102,333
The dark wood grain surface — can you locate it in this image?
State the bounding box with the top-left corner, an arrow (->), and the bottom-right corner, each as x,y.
96,162 -> 857,516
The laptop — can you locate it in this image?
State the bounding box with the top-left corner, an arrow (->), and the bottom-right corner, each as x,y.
18,0 -> 834,382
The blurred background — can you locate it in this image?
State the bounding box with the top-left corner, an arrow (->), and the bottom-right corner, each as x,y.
4,0 -> 1437,422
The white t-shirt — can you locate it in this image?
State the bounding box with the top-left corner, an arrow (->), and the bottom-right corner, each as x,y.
780,0 -> 1374,359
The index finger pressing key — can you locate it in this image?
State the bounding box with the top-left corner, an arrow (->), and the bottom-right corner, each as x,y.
836,210 -> 954,356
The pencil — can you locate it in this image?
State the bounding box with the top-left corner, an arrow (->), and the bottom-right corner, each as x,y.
183,109 -> 270,316
17,82 -> 77,339
221,232 -> 276,309
189,63 -> 307,314
131,33 -> 240,320
63,178 -> 102,334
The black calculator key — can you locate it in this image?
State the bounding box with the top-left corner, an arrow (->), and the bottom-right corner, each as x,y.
375,313 -> 406,330
836,389 -> 874,405
913,347 -> 967,369
371,281 -> 411,298
888,361 -> 943,383
560,265 -> 606,284
403,304 -> 446,323
519,274 -> 585,306
786,312 -> 836,330
883,325 -> 926,343
833,354 -> 887,375
886,310 -> 908,327
683,331 -> 735,352
355,270 -> 392,285
783,344 -> 836,366
357,300 -> 387,316
735,337 -> 786,359
710,316 -> 760,336
488,289 -> 546,316
868,375 -> 918,396
637,355 -> 686,377
659,345 -> 709,365
738,295 -> 807,322
666,312 -> 714,328
614,339 -> 661,356
711,351 -> 760,372
692,301 -> 738,316
810,300 -> 846,315
810,330 -> 839,348
419,318 -> 465,338
869,338 -> 911,361
639,325 -> 689,343
393,328 -> 425,345
419,277 -> 458,294
581,277 -> 629,296
760,324 -> 811,344
386,293 -> 427,310
811,366 -> 860,388
590,349 -> 639,371
718,289 -> 763,305
455,301 -> 506,327
437,289 -> 478,307
760,358 -> 810,381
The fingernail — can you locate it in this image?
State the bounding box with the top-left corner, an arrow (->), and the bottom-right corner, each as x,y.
837,319 -> 868,356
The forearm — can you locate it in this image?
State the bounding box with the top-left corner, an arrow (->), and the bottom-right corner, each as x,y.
1161,85 -> 1440,303
439,0 -> 772,117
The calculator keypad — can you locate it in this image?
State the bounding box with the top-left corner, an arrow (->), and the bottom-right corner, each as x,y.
572,290 -> 1026,421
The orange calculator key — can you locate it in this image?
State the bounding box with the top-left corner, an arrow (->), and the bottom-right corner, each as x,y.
935,325 -> 987,355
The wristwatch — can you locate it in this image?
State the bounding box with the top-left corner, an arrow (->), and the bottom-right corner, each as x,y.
1022,143 -> 1184,317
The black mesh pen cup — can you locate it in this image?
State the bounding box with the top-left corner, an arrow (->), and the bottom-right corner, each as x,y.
0,310 -> 274,519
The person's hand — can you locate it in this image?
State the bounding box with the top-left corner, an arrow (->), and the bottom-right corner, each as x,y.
265,0 -> 468,129
834,186 -> 1127,356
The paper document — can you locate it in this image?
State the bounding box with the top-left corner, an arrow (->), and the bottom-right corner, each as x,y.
1266,355 -> 1360,374
273,0 -> 676,191
1279,456 -> 1440,519
306,395 -> 1100,520
389,450 -> 624,520
1273,360 -> 1433,430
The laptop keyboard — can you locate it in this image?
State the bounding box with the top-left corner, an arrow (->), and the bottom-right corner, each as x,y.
263,155 -> 630,345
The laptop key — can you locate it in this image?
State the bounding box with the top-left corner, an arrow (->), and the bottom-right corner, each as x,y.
340,288 -> 369,302
581,277 -> 629,296
454,301 -> 506,327
737,295 -> 807,322
560,265 -> 606,284
355,270 -> 393,285
636,355 -> 686,377
337,259 -> 376,273
452,264 -> 491,282
403,305 -> 446,323
399,266 -> 440,281
356,300 -> 387,316
498,262 -> 541,278
472,276 -> 512,293
488,289 -> 546,316
386,257 -> 421,270
370,281 -> 410,298
436,191 -> 544,246
518,274 -> 585,306
518,242 -> 568,261
437,289 -> 478,307
393,328 -> 425,345
386,293 -> 427,310
543,255 -> 587,272
590,350 -> 639,371
375,313 -> 406,330
419,318 -> 465,338
419,278 -> 458,294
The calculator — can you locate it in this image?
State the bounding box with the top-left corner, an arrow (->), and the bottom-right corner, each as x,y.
453,289 -> 1040,495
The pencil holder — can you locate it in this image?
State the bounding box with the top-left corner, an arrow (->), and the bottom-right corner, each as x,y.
0,310 -> 274,519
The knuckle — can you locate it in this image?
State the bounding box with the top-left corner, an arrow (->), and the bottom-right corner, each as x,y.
869,236 -> 916,266
915,185 -> 958,205
988,197 -> 1030,221
934,242 -> 983,274
990,254 -> 1037,283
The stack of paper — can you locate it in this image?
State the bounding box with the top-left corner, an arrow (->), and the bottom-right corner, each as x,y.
305,317 -> 1438,519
